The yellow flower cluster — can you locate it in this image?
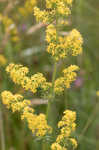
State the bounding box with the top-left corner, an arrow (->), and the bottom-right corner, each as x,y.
51,110 -> 77,150
51,143 -> 67,150
46,0 -> 72,16
1,91 -> 30,112
46,0 -> 73,9
6,63 -> 79,96
34,0 -> 83,61
21,107 -> 52,136
34,7 -> 55,24
1,91 -> 52,137
0,54 -> 7,66
46,24 -> 83,61
54,65 -> 79,94
0,14 -> 19,42
6,63 -> 52,94
19,0 -> 37,17
46,24 -> 57,43
34,0 -> 73,24
66,29 -> 83,56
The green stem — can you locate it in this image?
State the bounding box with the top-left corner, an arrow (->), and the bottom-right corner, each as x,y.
46,13 -> 58,127
0,102 -> 6,150
46,14 -> 59,150
47,62 -> 57,126
51,62 -> 57,99
64,89 -> 68,109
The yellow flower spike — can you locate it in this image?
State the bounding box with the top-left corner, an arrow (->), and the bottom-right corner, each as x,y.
34,0 -> 73,24
1,91 -> 52,137
70,138 -> 78,149
51,109 -> 77,150
54,65 -> 79,94
6,63 -> 51,94
66,29 -> 83,56
34,0 -> 83,61
54,77 -> 65,94
46,24 -> 57,43
63,65 -> 79,74
34,7 -> 50,23
1,91 -> 31,112
57,1 -> 71,16
21,107 -> 52,136
46,0 -> 73,16
1,91 -> 14,109
46,25 -> 83,61
51,143 -> 67,150
57,110 -> 76,139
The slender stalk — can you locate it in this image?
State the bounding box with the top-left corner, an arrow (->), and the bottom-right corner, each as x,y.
47,62 -> 57,125
51,62 -> 57,99
64,89 -> 68,109
46,13 -> 58,126
46,14 -> 59,150
0,102 -> 6,150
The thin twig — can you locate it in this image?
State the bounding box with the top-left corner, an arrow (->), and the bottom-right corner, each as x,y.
31,99 -> 48,105
27,23 -> 47,35
27,23 -> 69,36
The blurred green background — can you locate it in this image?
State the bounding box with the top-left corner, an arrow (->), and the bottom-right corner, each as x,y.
0,0 -> 99,150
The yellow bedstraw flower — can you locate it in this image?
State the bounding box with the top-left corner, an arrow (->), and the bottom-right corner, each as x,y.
66,29 -> 83,56
0,55 -> 7,66
34,0 -> 83,61
34,7 -> 55,24
57,110 -> 76,139
34,0 -> 73,24
46,24 -> 57,43
46,0 -> 73,8
54,65 -> 79,94
57,1 -> 71,16
51,110 -> 77,150
63,65 -> 79,89
6,63 -> 52,94
1,91 -> 52,137
46,24 -> 83,61
1,91 -> 30,112
70,138 -> 78,149
6,63 -> 29,84
51,142 -> 67,150
21,107 -> 52,136
46,0 -> 73,16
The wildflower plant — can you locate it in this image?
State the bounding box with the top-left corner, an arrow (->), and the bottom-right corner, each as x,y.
1,0 -> 83,150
